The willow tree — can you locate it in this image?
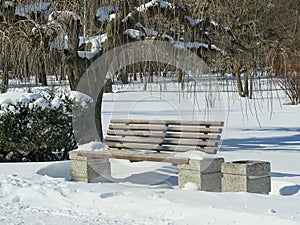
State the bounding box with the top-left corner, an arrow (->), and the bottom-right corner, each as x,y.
200,0 -> 300,101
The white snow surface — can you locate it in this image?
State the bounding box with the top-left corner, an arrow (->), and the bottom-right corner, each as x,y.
174,151 -> 215,160
77,141 -> 109,151
68,90 -> 93,102
0,78 -> 300,224
0,92 -> 40,106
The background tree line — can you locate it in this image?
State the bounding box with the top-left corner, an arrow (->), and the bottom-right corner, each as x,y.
0,0 -> 299,104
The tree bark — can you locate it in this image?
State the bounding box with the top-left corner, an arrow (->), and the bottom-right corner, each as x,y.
39,53 -> 48,86
236,72 -> 245,97
243,71 -> 249,97
95,88 -> 104,142
1,58 -> 8,93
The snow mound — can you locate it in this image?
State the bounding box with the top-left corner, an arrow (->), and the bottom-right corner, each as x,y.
182,182 -> 198,191
174,151 -> 216,160
77,141 -> 109,151
0,92 -> 41,106
68,91 -> 93,107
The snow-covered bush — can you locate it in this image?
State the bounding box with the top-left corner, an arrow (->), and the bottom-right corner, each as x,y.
0,92 -> 81,162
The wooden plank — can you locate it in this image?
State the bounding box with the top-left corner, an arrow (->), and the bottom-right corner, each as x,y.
77,150 -> 190,164
163,126 -> 223,133
106,136 -> 162,144
106,130 -> 221,140
105,142 -> 217,154
110,119 -> 224,127
105,136 -> 218,147
109,124 -> 222,133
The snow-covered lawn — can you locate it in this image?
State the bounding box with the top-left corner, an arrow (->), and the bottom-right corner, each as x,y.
0,79 -> 300,224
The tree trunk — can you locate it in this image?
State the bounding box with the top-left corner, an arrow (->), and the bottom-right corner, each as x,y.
236,72 -> 245,97
243,72 -> 249,97
95,89 -> 104,142
148,63 -> 154,83
39,53 -> 48,86
1,58 -> 8,93
249,72 -> 253,99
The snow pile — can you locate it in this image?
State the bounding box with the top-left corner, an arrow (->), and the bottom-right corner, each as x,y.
0,92 -> 40,106
0,91 -> 93,115
77,141 -> 109,151
0,92 -> 58,114
182,182 -> 199,191
68,91 -> 93,108
174,151 -> 216,160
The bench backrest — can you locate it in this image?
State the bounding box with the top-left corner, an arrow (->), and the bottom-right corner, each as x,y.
105,119 -> 223,154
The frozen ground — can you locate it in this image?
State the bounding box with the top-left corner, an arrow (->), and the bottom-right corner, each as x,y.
0,77 -> 300,224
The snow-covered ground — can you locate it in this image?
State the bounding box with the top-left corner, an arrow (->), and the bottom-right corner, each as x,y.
0,77 -> 300,224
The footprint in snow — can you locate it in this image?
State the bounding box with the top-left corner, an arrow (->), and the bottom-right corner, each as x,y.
150,191 -> 166,199
11,196 -> 21,204
100,192 -> 124,198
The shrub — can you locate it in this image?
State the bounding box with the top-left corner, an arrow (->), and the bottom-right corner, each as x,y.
273,51 -> 300,105
0,94 -> 77,162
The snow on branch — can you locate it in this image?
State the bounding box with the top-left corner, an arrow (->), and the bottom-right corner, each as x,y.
15,2 -> 52,19
96,6 -> 119,22
78,34 -> 108,59
134,22 -> 220,52
123,29 -> 145,39
48,10 -> 82,26
122,0 -> 176,23
136,0 -> 175,12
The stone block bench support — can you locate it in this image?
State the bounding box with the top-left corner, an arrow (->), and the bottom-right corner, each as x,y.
221,160 -> 271,194
69,151 -> 111,183
178,158 -> 224,191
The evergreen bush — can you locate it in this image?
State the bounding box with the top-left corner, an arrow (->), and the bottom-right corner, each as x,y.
0,94 -> 78,162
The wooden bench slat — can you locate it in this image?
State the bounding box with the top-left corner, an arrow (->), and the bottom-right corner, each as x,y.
110,119 -> 224,127
109,124 -> 222,133
105,143 -> 217,154
77,150 -> 190,164
105,136 -> 218,147
106,130 -> 221,140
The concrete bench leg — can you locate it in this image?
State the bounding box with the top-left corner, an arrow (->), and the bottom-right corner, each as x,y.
69,150 -> 111,183
178,158 -> 224,191
221,160 -> 271,194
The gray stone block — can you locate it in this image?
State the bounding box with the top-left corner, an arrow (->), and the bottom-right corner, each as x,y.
221,160 -> 271,193
179,170 -> 222,191
221,160 -> 270,176
222,174 -> 271,193
69,150 -> 111,183
179,158 -> 224,173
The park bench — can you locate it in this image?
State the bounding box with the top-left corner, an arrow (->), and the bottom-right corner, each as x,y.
69,119 -> 225,191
